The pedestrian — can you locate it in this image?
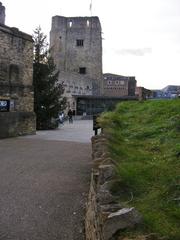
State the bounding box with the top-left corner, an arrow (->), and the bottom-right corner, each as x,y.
67,109 -> 73,123
59,111 -> 64,126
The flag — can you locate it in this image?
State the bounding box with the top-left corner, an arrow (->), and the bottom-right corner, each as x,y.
89,0 -> 92,11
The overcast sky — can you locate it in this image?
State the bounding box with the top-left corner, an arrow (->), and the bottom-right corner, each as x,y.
2,0 -> 180,89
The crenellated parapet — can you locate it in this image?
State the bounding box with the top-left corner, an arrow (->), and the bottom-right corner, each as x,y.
0,2 -> 5,24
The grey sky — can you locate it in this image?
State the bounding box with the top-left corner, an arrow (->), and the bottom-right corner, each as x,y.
2,0 -> 180,89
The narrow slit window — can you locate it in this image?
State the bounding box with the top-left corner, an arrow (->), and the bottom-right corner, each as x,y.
69,21 -> 72,27
76,39 -> 84,47
79,67 -> 86,74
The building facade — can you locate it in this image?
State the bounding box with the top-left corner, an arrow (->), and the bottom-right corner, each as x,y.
50,15 -> 103,110
0,2 -> 35,138
103,73 -> 137,97
151,85 -> 180,99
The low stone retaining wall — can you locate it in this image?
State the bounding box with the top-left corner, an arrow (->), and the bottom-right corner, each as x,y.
0,112 -> 36,138
85,134 -> 142,240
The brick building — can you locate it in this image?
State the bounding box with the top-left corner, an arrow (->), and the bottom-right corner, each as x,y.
103,73 -> 136,97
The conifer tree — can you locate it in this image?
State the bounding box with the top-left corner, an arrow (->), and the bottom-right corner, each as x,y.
33,26 -> 66,129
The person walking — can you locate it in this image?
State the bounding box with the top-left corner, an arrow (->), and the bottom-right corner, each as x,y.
59,111 -> 64,126
67,109 -> 73,123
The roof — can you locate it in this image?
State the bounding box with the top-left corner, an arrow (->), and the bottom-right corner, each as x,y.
103,73 -> 136,80
72,95 -> 138,100
0,23 -> 32,42
162,85 -> 180,92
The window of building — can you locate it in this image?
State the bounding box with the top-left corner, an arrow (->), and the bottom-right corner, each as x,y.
69,21 -> 72,27
76,39 -> 84,47
115,80 -> 119,85
107,80 -> 112,85
120,80 -> 125,85
87,20 -> 90,27
79,67 -> 86,74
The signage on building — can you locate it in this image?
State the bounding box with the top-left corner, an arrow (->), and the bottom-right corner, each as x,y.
0,99 -> 10,112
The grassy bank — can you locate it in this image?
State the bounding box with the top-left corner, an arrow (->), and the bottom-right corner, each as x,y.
99,99 -> 180,239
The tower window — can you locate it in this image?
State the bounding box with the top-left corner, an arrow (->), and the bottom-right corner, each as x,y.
76,39 -> 84,47
69,21 -> 72,27
79,67 -> 86,74
107,80 -> 112,85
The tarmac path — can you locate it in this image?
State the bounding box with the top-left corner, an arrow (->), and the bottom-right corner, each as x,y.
0,120 -> 93,240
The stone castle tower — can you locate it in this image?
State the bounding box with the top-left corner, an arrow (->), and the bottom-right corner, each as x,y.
0,2 -> 5,24
50,16 -> 103,108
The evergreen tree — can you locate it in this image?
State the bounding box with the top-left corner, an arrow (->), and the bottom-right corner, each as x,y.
33,26 -> 66,129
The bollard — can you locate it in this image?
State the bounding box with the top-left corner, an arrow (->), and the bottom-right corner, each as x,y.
93,115 -> 101,135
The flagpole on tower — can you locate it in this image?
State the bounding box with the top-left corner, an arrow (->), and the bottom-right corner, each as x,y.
89,0 -> 92,16
89,0 -> 93,49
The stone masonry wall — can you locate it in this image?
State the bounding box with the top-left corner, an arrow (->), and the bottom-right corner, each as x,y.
0,21 -> 35,138
50,16 -> 103,97
86,133 -> 167,240
0,112 -> 36,138
0,2 -> 5,24
85,135 -> 142,240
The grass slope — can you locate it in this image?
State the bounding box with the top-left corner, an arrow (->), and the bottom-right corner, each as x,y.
99,99 -> 180,239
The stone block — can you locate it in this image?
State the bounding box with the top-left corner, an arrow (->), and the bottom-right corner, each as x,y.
102,207 -> 142,240
98,165 -> 114,185
97,182 -> 114,205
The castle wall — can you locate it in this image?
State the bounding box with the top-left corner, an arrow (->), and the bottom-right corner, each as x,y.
0,23 -> 36,138
0,2 -> 5,24
50,16 -> 103,102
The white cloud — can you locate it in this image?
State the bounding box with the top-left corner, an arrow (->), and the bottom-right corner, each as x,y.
114,48 -> 152,56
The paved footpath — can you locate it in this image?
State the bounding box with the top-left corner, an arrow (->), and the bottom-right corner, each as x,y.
0,120 -> 93,240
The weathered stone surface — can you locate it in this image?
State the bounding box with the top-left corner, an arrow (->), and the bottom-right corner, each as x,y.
0,18 -> 35,138
0,112 -> 36,138
93,157 -> 113,169
85,135 -> 142,240
93,158 -> 105,168
0,2 -> 5,24
97,182 -> 115,205
100,203 -> 123,214
103,208 -> 142,240
85,172 -> 102,240
50,15 -> 103,110
92,136 -> 110,161
145,233 -> 167,240
98,165 -> 114,185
